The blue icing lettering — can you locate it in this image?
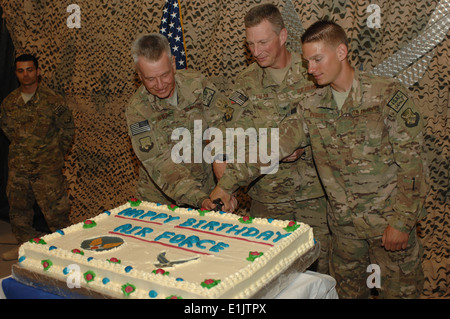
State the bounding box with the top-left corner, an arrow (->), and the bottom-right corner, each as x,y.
154,231 -> 175,241
178,235 -> 201,248
134,227 -> 153,237
256,231 -> 274,241
164,215 -> 180,224
169,234 -> 186,244
241,227 -> 259,238
138,211 -> 157,220
113,223 -> 133,233
192,220 -> 207,229
216,223 -> 233,232
209,242 -> 229,252
178,218 -> 196,227
150,213 -> 168,221
118,207 -> 145,218
273,231 -> 292,243
200,221 -> 220,231
197,239 -> 216,249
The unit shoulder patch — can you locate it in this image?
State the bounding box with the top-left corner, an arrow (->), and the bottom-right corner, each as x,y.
203,87 -> 216,107
401,108 -> 420,128
387,90 -> 408,113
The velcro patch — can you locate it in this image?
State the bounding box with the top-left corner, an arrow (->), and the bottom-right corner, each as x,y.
387,90 -> 408,113
229,91 -> 248,106
130,120 -> 150,136
203,87 -> 216,107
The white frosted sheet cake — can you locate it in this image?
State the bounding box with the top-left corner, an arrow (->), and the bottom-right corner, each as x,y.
15,199 -> 316,299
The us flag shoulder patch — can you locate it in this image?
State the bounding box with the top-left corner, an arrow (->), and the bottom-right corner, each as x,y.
130,120 -> 150,136
229,91 -> 248,106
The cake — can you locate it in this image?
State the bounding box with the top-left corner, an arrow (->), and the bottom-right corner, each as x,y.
14,199 -> 317,299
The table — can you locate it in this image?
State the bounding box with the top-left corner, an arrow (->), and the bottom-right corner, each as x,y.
1,271 -> 338,299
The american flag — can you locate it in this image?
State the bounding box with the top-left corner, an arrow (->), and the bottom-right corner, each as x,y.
159,0 -> 187,69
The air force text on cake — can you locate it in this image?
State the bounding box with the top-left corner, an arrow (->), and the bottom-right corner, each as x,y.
171,120 -> 280,174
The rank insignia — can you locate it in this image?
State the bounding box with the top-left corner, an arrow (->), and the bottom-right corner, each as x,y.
387,90 -> 408,113
224,107 -> 234,122
229,91 -> 248,106
130,120 -> 150,136
139,136 -> 154,153
401,108 -> 420,127
203,87 -> 216,107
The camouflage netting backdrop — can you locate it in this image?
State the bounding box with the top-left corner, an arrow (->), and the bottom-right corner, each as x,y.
1,0 -> 448,298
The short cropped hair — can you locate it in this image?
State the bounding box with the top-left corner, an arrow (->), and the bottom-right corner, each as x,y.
244,3 -> 285,35
131,33 -> 172,63
301,20 -> 348,48
15,54 -> 39,69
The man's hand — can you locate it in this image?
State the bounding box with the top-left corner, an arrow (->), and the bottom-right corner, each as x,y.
201,198 -> 217,211
213,161 -> 227,180
281,148 -> 304,163
209,186 -> 236,213
381,225 -> 409,251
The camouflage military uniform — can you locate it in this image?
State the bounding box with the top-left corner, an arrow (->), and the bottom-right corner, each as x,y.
0,85 -> 74,243
220,70 -> 427,298
126,70 -> 227,208
221,52 -> 329,273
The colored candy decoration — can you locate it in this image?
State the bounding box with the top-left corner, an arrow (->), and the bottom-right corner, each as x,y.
83,219 -> 97,229
152,268 -> 169,276
284,221 -> 300,232
149,290 -> 158,298
198,208 -> 211,216
129,198 -> 141,207
166,295 -> 182,299
107,257 -> 121,264
239,216 -> 253,224
247,251 -> 264,262
167,204 -> 178,211
71,249 -> 84,255
84,271 -> 96,282
42,259 -> 52,271
30,237 -> 46,245
121,283 -> 136,297
201,279 -> 221,289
